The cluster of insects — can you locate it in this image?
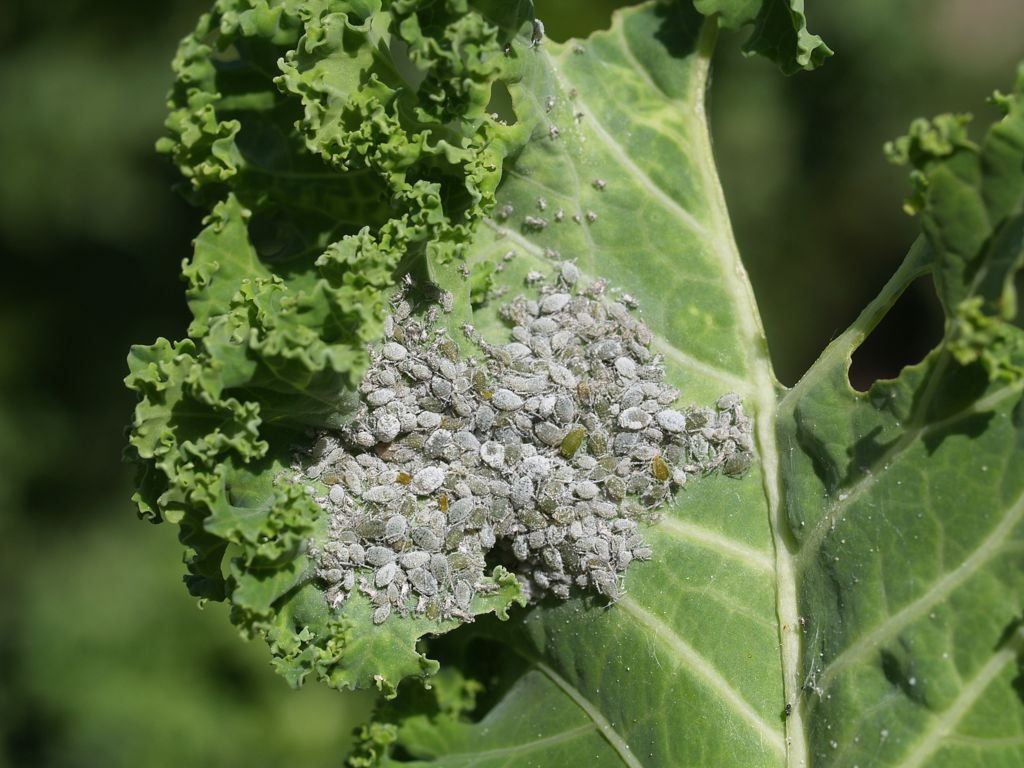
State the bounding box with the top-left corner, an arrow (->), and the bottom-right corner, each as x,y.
299,266 -> 754,624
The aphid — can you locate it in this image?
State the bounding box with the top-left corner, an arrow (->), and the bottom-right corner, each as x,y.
586,209 -> 598,223
537,197 -> 548,211
411,466 -> 445,495
618,407 -> 651,431
375,562 -> 398,587
412,526 -> 441,551
400,550 -> 430,569
656,409 -> 686,433
523,215 -> 548,231
328,484 -> 346,505
651,455 -> 670,482
384,515 -> 408,541
409,568 -> 439,596
454,580 -> 473,610
718,393 -> 742,410
366,546 -> 395,567
347,543 -> 365,566
548,125 -> 560,140
554,208 -> 565,222
531,18 -> 545,48
592,179 -> 607,191
491,389 -> 525,411
497,203 -> 514,221
572,213 -> 583,224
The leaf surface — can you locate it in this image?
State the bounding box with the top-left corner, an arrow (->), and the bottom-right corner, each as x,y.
362,6 -> 1024,768
126,2 -> 1024,766
377,4 -> 790,765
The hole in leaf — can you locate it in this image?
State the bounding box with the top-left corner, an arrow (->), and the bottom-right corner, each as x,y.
485,80 -> 517,125
429,634 -> 524,724
848,274 -> 944,392
533,0 -> 641,42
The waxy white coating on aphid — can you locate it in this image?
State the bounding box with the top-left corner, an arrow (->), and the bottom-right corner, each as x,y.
531,18 -> 545,47
382,342 -> 407,361
366,388 -> 395,407
491,389 -> 524,411
656,409 -> 686,433
411,466 -> 445,495
480,441 -> 506,467
540,293 -> 571,314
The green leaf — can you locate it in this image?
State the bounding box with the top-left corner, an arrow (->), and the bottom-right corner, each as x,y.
130,2 -> 1024,766
355,4 -> 1023,768
378,4 -> 788,764
694,0 -> 832,73
777,63 -> 1024,766
128,0 -> 533,696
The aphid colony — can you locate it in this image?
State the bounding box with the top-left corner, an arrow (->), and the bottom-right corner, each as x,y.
300,265 -> 753,624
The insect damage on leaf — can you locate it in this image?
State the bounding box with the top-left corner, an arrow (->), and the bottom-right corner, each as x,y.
297,267 -> 755,623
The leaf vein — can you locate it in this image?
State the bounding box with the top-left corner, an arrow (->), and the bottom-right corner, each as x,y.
548,70 -> 709,240
814,486 -> 1024,695
482,219 -> 748,390
897,625 -> 1024,768
618,596 -> 787,756
795,379 -> 1024,570
654,517 -> 774,573
534,661 -> 644,768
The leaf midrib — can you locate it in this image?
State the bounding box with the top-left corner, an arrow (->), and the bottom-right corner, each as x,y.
681,19 -> 806,768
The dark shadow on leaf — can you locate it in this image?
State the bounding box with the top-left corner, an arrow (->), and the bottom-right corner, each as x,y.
912,358 -> 990,426
996,615 -> 1024,707
879,646 -> 926,706
414,630 -> 524,725
841,425 -> 900,489
921,410 -> 994,455
792,405 -> 846,494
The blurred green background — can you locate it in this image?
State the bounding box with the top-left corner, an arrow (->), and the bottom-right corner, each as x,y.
1,1 -> 1021,766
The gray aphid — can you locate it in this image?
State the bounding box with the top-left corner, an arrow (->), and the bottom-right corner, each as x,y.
491,389 -> 525,411
384,515 -> 408,541
409,568 -> 439,596
366,546 -> 396,566
375,562 -> 398,587
367,388 -> 396,407
400,550 -> 431,569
